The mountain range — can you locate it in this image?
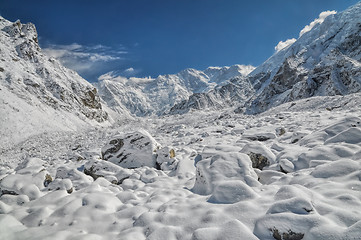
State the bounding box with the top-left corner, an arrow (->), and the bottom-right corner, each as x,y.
1,2 -> 361,143
2,2 -> 361,239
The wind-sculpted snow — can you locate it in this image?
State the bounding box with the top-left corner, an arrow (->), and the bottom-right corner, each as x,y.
1,95 -> 361,239
0,17 -> 109,147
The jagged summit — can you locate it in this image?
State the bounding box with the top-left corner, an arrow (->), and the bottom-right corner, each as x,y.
0,17 -> 109,146
171,2 -> 361,115
95,64 -> 254,116
246,2 -> 361,113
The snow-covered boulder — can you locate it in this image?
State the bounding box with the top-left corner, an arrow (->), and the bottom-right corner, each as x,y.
299,117 -> 361,147
84,159 -> 132,184
242,129 -> 277,142
192,151 -> 259,197
101,130 -> 161,169
0,158 -> 48,200
55,166 -> 92,190
208,180 -> 257,204
311,159 -> 360,178
192,219 -> 258,240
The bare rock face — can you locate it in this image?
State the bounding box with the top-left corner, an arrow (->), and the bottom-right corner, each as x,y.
101,130 -> 161,169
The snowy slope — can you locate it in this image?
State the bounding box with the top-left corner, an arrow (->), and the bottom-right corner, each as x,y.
0,17 -> 110,147
246,2 -> 361,113
175,3 -> 361,115
94,65 -> 254,116
1,92 -> 361,239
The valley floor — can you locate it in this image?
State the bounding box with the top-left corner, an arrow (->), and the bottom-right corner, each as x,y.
1,96 -> 361,240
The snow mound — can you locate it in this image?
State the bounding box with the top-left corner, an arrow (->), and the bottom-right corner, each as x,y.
192,150 -> 259,197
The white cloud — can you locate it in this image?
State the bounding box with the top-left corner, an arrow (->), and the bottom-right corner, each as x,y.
124,67 -> 135,73
98,71 -> 128,84
98,71 -> 151,83
299,10 -> 337,37
42,43 -> 126,74
274,10 -> 337,53
121,67 -> 141,77
275,38 -> 297,52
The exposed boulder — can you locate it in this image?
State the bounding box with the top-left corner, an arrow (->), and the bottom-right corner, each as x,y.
101,130 -> 161,169
240,142 -> 276,170
83,160 -> 132,184
242,128 -> 277,142
271,228 -> 304,240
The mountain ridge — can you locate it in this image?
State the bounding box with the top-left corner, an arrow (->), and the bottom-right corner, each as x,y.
0,17 -> 110,146
94,64 -> 255,116
171,2 -> 361,114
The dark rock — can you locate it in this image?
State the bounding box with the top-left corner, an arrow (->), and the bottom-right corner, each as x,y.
0,189 -> 19,197
247,152 -> 270,170
101,139 -> 124,160
43,174 -> 52,187
276,127 -> 286,136
101,131 -> 160,169
84,165 -> 103,180
271,228 -> 304,240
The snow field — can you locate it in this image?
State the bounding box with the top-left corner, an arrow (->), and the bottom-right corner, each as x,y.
1,104 -> 361,239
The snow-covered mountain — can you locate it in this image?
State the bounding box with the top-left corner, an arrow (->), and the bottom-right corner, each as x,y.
246,2 -> 361,113
94,65 -> 254,116
168,76 -> 254,114
0,17 -> 110,147
174,3 -> 361,115
3,3 -> 361,240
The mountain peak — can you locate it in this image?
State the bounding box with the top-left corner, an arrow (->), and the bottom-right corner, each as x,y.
0,17 -> 110,146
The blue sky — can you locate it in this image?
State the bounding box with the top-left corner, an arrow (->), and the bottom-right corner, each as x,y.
0,0 -> 359,82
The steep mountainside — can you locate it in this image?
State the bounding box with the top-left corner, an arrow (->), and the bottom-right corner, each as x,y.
169,76 -> 254,114
173,3 -> 361,115
0,17 -> 109,146
94,65 -> 254,116
246,2 -> 361,113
